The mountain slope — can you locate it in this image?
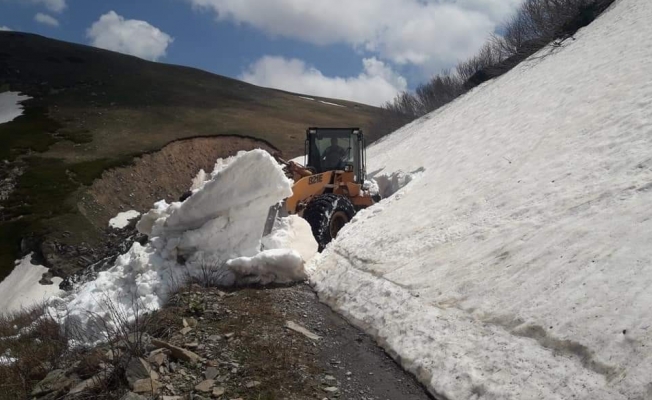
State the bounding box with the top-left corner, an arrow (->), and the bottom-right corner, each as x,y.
310,0 -> 652,398
0,32 -> 380,279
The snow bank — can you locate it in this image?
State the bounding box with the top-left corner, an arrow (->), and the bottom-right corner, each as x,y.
0,92 -> 30,124
310,0 -> 652,398
108,210 -> 141,229
0,254 -> 63,314
51,150 -> 317,337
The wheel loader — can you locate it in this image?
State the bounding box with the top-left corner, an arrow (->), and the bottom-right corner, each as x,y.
264,127 -> 378,250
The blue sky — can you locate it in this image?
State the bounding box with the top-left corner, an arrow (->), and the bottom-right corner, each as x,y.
0,0 -> 523,106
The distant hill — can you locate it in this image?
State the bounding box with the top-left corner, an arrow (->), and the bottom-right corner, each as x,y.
0,31 -> 381,279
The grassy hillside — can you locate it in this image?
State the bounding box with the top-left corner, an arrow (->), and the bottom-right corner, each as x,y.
0,31 -> 381,278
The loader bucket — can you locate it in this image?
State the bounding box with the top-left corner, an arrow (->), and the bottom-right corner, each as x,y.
262,200 -> 288,238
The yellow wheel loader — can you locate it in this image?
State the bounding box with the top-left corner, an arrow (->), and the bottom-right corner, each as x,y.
265,127 -> 379,250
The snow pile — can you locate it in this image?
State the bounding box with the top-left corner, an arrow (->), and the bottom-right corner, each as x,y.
52,150 -> 317,336
0,92 -> 30,124
108,210 -> 141,229
0,254 -> 63,314
310,0 -> 652,398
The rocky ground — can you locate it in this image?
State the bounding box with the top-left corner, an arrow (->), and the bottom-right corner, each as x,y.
26,284 -> 433,400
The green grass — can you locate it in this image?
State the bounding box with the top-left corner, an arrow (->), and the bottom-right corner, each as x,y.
0,101 -> 60,160
57,128 -> 93,144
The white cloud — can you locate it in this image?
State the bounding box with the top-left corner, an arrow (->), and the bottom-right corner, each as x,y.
186,0 -> 522,72
0,26 -> 12,31
240,56 -> 407,106
35,12 -> 59,27
30,0 -> 66,13
86,11 -> 174,61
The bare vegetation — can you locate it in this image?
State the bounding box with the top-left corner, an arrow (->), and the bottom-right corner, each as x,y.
376,0 -> 616,136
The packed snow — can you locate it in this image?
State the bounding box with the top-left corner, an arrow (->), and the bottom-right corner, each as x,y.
0,91 -> 30,124
108,210 -> 141,229
309,0 -> 652,398
0,254 -> 63,314
49,150 -> 317,338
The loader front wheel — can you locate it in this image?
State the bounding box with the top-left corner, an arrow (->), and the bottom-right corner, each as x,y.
303,194 -> 356,251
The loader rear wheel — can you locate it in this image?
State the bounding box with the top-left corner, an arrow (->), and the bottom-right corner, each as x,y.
303,194 -> 356,251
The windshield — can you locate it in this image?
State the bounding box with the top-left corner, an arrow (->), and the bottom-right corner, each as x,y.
307,130 -> 355,172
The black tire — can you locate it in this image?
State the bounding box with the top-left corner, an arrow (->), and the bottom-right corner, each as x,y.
303,194 -> 356,251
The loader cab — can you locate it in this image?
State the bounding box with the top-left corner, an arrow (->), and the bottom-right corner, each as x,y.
305,127 -> 367,184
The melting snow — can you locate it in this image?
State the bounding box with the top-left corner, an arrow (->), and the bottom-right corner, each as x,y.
0,254 -> 63,314
0,92 -> 30,124
309,0 -> 652,398
108,210 -> 141,229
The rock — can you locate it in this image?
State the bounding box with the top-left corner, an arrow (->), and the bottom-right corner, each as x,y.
132,378 -> 162,394
180,327 -> 193,335
245,381 -> 261,388
194,379 -> 215,392
126,357 -> 158,388
148,349 -> 168,367
324,375 -> 336,381
152,338 -> 203,363
120,392 -> 147,400
223,332 -> 234,339
212,386 -> 225,396
68,374 -> 103,395
208,335 -> 221,341
183,317 -> 198,328
323,386 -> 339,393
161,396 -> 183,400
285,321 -> 321,340
185,341 -> 199,349
204,366 -> 219,380
31,369 -> 80,397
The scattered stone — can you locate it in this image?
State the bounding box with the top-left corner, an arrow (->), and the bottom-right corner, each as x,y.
285,321 -> 321,340
126,357 -> 157,387
212,386 -> 226,397
161,396 -> 184,400
195,379 -> 215,392
132,378 -> 162,394
323,386 -> 339,393
208,335 -> 221,341
183,317 -> 198,328
185,341 -> 199,349
180,327 -> 193,335
224,332 -> 235,339
31,369 -> 79,397
245,381 -> 261,388
324,375 -> 336,381
120,392 -> 147,400
148,349 -> 168,367
205,366 -> 219,380
152,338 -> 203,363
68,374 -> 103,395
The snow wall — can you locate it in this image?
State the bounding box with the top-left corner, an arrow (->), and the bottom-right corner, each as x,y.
309,0 -> 652,399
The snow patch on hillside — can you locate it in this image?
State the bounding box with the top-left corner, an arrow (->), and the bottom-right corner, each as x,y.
0,92 -> 30,124
0,254 -> 63,314
310,0 -> 652,398
109,210 -> 141,229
